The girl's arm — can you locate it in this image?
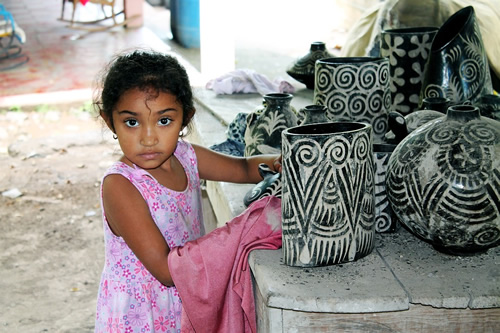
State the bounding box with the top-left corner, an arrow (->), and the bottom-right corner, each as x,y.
101,174 -> 174,286
192,143 -> 282,183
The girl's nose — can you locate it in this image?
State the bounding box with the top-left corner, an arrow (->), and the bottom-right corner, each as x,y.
140,125 -> 158,147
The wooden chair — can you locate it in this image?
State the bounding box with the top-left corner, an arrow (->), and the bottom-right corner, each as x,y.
0,5 -> 29,71
59,0 -> 128,32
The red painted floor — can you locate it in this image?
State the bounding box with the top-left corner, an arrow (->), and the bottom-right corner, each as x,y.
0,0 -> 170,106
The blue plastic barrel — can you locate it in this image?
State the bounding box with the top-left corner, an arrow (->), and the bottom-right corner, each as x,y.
170,0 -> 200,48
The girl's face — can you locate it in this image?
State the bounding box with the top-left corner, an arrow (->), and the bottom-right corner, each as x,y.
107,88 -> 185,170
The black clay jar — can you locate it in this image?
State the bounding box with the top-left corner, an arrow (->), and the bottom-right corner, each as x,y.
243,164 -> 281,207
286,42 -> 334,90
420,6 -> 493,105
386,105 -> 500,255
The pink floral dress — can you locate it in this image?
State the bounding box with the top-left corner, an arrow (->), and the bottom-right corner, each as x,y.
95,140 -> 204,333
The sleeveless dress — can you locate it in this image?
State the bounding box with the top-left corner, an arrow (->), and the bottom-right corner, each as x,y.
95,140 -> 204,333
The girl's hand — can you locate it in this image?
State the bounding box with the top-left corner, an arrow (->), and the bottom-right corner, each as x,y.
272,155 -> 283,173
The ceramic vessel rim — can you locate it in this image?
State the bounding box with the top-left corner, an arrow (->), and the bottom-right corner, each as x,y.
310,41 -> 326,49
263,93 -> 293,100
303,104 -> 327,111
382,27 -> 439,34
447,104 -> 480,114
317,57 -> 387,65
423,97 -> 451,103
431,5 -> 474,52
284,122 -> 370,136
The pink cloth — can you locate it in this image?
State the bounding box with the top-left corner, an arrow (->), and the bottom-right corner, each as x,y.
168,196 -> 282,333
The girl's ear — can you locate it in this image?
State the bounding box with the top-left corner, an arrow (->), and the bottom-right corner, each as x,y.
101,111 -> 115,133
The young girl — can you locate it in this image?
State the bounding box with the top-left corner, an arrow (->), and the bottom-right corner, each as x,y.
93,49 -> 282,333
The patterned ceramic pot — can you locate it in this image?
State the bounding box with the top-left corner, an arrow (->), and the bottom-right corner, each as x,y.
476,94 -> 500,121
421,97 -> 451,113
297,104 -> 329,126
281,122 -> 375,267
313,57 -> 391,143
286,41 -> 334,90
386,105 -> 500,255
244,93 -> 297,156
243,164 -> 281,207
380,27 -> 438,115
373,143 -> 399,233
420,6 -> 493,105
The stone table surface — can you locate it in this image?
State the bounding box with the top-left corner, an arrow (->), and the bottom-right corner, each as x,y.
249,230 -> 500,313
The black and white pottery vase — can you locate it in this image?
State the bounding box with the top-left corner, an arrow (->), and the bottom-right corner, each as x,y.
476,94 -> 500,121
281,122 -> 375,267
313,57 -> 391,143
380,27 -> 438,115
244,93 -> 297,156
297,104 -> 329,126
286,41 -> 334,90
384,110 -> 445,144
243,164 -> 281,207
420,6 -> 493,105
386,105 -> 500,255
373,143 -> 399,233
421,97 -> 451,113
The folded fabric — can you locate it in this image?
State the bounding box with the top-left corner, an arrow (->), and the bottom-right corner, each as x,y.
168,196 -> 282,333
206,68 -> 295,95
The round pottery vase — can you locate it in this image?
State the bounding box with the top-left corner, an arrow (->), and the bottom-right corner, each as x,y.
380,27 -> 438,115
386,105 -> 500,255
420,6 -> 493,105
244,93 -> 297,156
281,122 -> 375,267
243,164 -> 281,207
313,57 -> 391,143
297,104 -> 329,126
421,97 -> 451,113
286,41 -> 334,90
476,94 -> 500,121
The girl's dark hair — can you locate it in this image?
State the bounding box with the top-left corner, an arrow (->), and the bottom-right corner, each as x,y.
94,49 -> 195,134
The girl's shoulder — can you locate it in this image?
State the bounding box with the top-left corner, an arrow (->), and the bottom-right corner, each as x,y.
175,139 -> 197,163
103,161 -> 145,183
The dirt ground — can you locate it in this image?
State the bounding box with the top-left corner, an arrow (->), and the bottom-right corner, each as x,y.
0,105 -> 120,332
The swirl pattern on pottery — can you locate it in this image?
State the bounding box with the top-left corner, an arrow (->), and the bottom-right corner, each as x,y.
386,113 -> 500,253
314,59 -> 390,143
281,124 -> 375,267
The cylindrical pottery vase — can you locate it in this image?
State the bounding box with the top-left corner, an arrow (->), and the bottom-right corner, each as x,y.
420,6 -> 493,105
313,57 -> 391,144
297,104 -> 329,126
244,93 -> 297,156
380,27 -> 438,115
286,41 -> 334,90
373,143 -> 399,233
281,122 -> 375,267
386,105 -> 500,255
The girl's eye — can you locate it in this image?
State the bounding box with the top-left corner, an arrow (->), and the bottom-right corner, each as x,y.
125,119 -> 139,127
158,117 -> 171,126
